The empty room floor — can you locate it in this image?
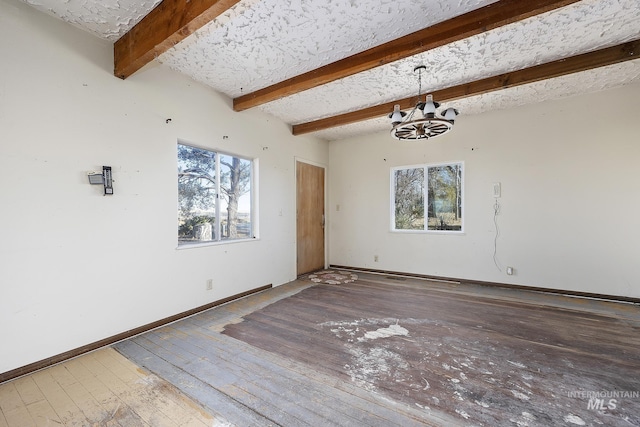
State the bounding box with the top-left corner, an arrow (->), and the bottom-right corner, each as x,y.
1,271 -> 639,426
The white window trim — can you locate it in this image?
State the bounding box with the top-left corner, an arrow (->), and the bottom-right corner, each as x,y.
390,161 -> 465,234
177,141 -> 258,248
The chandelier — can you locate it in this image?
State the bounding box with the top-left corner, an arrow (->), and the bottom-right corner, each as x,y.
388,65 -> 459,141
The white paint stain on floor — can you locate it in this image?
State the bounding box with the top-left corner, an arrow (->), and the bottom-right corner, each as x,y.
361,324 -> 409,341
509,411 -> 537,427
323,318 -> 416,393
475,400 -> 490,408
508,360 -> 527,369
320,316 -> 624,425
324,318 -> 412,344
212,420 -> 236,427
455,408 -> 471,419
313,296 -> 640,427
564,414 -> 586,425
511,390 -> 531,401
345,346 -> 409,392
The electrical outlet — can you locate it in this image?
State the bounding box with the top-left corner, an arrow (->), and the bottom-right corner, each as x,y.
374,255 -> 379,262
506,267 -> 514,275
206,279 -> 213,290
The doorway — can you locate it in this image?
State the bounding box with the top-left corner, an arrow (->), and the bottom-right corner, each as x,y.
296,161 -> 325,276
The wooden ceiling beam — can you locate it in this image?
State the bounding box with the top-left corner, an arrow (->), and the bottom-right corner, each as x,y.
233,0 -> 580,111
292,39 -> 640,136
114,0 -> 241,80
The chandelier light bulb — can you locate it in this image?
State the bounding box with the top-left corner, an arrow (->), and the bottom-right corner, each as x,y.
388,104 -> 406,125
423,94 -> 438,117
442,108 -> 459,121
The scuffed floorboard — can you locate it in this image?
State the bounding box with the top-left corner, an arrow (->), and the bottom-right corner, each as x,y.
114,273 -> 640,426
115,309 -> 452,425
223,276 -> 640,426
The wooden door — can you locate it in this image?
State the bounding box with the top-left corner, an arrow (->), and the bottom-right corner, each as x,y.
296,161 -> 325,275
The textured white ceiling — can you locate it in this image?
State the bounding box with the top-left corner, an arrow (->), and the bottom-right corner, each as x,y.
159,0 -> 499,96
260,0 -> 640,125
20,0 -> 640,141
313,60 -> 640,141
22,0 -> 161,41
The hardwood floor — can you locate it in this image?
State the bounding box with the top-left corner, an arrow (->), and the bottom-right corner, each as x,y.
2,272 -> 639,426
223,275 -> 640,425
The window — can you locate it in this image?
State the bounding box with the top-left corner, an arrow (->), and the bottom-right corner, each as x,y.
391,162 -> 463,232
177,143 -> 253,246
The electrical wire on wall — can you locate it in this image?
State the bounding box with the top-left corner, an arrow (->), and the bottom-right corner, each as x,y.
493,198 -> 502,272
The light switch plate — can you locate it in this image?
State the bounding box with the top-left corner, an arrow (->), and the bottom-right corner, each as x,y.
493,182 -> 501,198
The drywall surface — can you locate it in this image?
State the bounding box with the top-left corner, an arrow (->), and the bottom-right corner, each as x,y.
328,82 -> 640,298
0,0 -> 327,374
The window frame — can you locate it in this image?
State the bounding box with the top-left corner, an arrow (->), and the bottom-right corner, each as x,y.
390,161 -> 464,234
177,142 -> 257,248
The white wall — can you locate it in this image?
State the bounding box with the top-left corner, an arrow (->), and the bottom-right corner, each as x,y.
0,0 -> 327,374
329,82 -> 640,299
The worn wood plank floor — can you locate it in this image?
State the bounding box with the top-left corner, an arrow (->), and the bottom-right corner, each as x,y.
115,272 -> 640,426
223,275 -> 640,426
3,272 -> 639,426
115,278 -> 445,426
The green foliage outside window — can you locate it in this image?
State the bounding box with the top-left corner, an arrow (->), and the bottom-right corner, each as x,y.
178,143 -> 253,245
393,163 -> 463,232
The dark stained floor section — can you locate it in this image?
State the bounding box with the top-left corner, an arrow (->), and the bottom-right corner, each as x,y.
115,273 -> 640,426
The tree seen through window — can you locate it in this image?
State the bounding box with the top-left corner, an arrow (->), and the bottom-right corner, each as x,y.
177,143 -> 252,245
393,163 -> 463,232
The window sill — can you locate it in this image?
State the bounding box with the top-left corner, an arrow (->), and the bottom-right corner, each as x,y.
176,237 -> 258,250
390,229 -> 465,235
